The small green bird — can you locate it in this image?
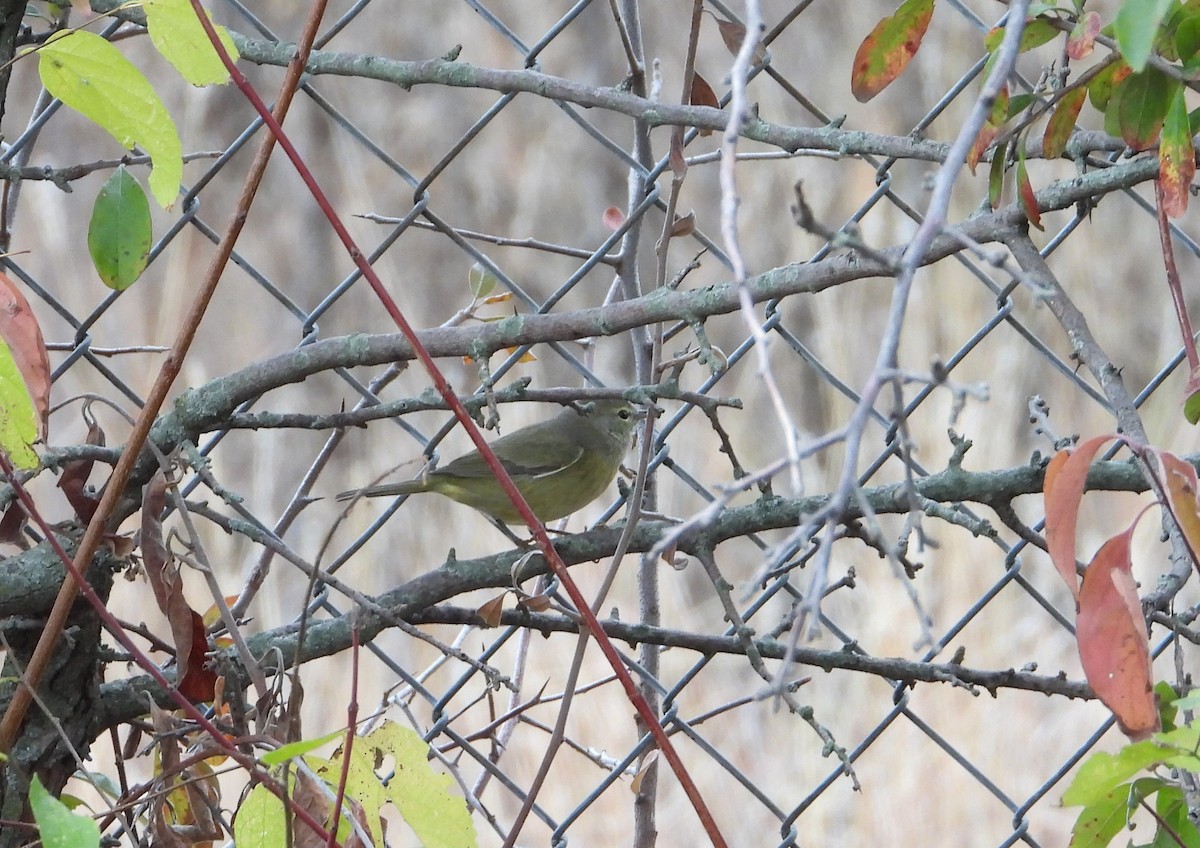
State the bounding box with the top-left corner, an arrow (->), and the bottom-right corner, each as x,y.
336,399 -> 637,523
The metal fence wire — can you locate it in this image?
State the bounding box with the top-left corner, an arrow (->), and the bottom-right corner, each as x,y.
1,0 -> 1195,845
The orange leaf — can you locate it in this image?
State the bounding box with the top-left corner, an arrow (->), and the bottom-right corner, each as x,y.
0,272 -> 50,441
1076,528 -> 1159,740
1044,435 -> 1122,600
1153,452 -> 1200,574
850,0 -> 934,102
1067,11 -> 1101,59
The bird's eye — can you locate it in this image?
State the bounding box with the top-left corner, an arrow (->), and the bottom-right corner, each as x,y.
619,408 -> 632,420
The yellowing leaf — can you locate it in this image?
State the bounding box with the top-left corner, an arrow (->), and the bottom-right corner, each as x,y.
0,273 -> 50,441
144,0 -> 239,86
36,30 -> 183,207
0,335 -> 41,469
1158,85 -> 1195,218
1043,86 -> 1087,159
850,0 -> 934,102
310,721 -> 478,848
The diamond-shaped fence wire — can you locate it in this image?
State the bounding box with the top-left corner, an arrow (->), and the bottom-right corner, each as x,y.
0,0 -> 1195,845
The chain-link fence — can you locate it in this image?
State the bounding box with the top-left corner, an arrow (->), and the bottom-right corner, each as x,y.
0,0 -> 1194,845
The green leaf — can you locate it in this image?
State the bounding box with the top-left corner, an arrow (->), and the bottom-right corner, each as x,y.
988,139 -> 1007,208
1069,786 -> 1134,848
468,262 -> 499,299
143,0 -> 239,86
0,334 -> 41,470
984,17 -> 1061,53
1115,0 -> 1176,70
1062,741 -> 1172,807
234,783 -> 287,848
1106,69 -> 1174,150
29,774 -> 100,848
36,30 -> 182,207
88,165 -> 152,291
259,729 -> 345,765
1153,785 -> 1200,848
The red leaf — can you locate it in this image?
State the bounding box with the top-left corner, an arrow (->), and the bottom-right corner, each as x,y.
1076,528 -> 1159,740
176,609 -> 217,702
0,273 -> 50,441
850,0 -> 935,102
1044,435 -> 1123,599
1016,150 -> 1043,231
968,123 -> 998,175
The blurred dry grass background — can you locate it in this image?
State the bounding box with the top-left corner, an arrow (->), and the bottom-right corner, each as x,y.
5,0 -> 1199,844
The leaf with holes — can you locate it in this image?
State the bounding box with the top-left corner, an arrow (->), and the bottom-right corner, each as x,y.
850,0 -> 934,102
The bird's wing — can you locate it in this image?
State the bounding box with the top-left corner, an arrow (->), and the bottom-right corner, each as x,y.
439,431 -> 584,479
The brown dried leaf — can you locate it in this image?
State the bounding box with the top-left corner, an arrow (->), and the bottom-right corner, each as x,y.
670,211 -> 696,237
714,18 -> 766,63
690,73 -> 720,136
477,593 -> 505,627
57,403 -> 105,523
